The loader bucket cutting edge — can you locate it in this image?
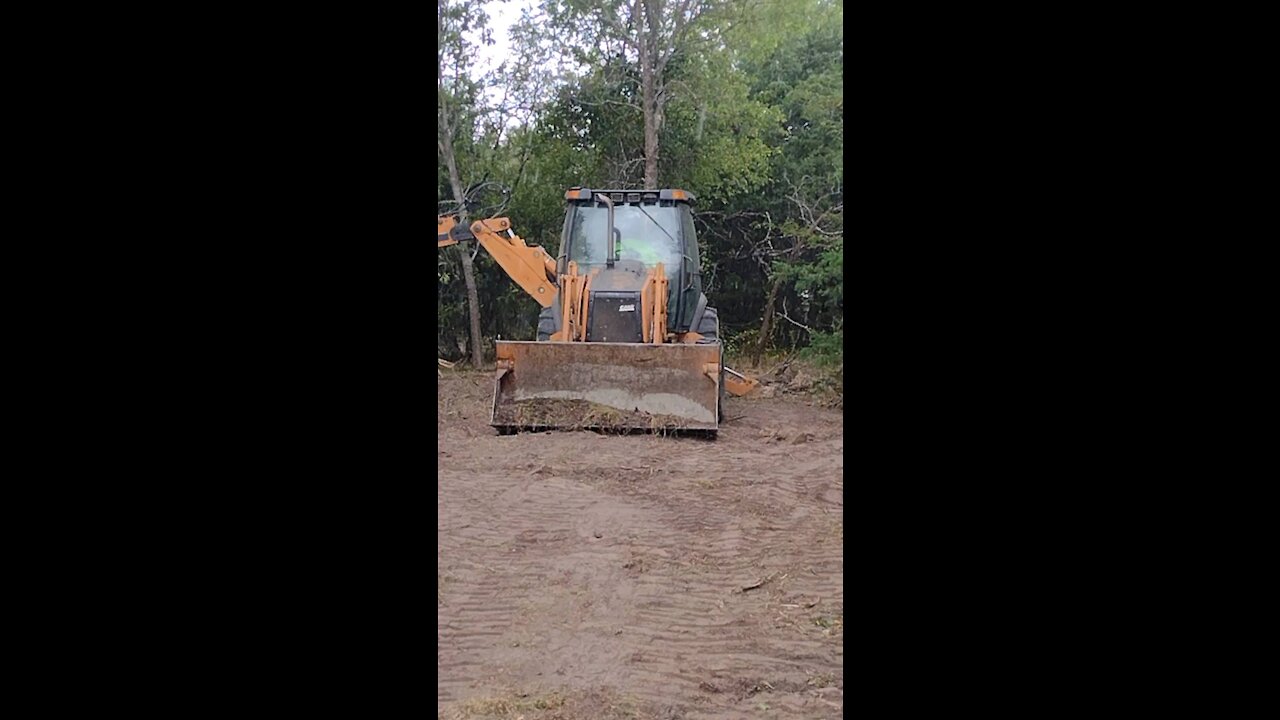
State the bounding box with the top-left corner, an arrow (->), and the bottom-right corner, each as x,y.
491,340 -> 721,434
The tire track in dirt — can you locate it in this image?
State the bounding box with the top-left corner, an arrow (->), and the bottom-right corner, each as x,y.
592,443 -> 843,716
439,475 -> 648,703
438,372 -> 843,718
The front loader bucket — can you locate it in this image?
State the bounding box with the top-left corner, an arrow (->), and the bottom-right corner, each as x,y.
492,340 -> 721,434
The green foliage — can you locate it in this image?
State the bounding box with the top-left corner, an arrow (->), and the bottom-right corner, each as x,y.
438,0 -> 843,368
801,329 -> 844,366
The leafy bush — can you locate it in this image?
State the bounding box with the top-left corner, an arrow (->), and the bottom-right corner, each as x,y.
801,329 -> 843,366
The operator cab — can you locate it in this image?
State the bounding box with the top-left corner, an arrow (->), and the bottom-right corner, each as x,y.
558,188 -> 705,338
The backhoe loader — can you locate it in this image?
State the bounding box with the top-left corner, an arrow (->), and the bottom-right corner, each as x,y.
438,188 -> 757,435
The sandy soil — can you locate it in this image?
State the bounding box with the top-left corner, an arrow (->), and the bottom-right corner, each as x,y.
438,369 -> 844,719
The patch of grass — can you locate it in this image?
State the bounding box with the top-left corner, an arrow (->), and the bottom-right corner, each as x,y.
812,614 -> 844,636
443,688 -> 647,720
807,672 -> 838,688
450,690 -> 566,718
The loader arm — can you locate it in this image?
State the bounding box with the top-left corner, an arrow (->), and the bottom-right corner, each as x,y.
437,214 -> 559,308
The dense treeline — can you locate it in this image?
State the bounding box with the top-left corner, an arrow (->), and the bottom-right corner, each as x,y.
439,0 -> 842,366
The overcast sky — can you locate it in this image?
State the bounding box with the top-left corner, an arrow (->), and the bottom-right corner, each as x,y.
472,0 -> 537,79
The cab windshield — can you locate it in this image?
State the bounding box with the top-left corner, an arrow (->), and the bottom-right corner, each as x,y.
567,204 -> 682,275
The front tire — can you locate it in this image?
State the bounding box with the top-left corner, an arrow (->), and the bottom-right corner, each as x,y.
536,305 -> 556,342
696,307 -> 719,343
697,308 -> 725,422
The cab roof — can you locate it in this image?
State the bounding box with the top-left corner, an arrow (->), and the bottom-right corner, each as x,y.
565,188 -> 695,203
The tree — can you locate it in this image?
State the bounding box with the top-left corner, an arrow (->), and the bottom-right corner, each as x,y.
741,11 -> 843,362
544,0 -> 727,187
438,0 -> 496,368
436,0 -> 845,370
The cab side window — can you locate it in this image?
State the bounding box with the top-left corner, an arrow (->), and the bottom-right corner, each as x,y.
681,207 -> 701,275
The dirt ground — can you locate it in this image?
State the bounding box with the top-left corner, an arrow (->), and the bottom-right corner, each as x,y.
438,368 -> 843,719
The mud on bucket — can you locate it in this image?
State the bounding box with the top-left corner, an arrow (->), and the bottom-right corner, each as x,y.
490,340 -> 721,434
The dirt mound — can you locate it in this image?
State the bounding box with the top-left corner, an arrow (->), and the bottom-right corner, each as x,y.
492,397 -> 696,433
438,369 -> 843,719
747,358 -> 843,409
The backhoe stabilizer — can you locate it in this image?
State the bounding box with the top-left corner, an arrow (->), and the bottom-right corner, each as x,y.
491,340 -> 722,433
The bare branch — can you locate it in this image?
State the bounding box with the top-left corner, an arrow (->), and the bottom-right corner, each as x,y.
575,98 -> 643,110
779,297 -> 815,343
602,4 -> 640,49
777,310 -> 812,334
657,0 -> 696,75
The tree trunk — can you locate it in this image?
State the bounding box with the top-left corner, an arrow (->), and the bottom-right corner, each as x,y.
754,275 -> 782,367
458,250 -> 484,367
639,13 -> 659,187
439,96 -> 485,369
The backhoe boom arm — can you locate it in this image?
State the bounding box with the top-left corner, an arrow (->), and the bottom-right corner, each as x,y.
437,215 -> 559,308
